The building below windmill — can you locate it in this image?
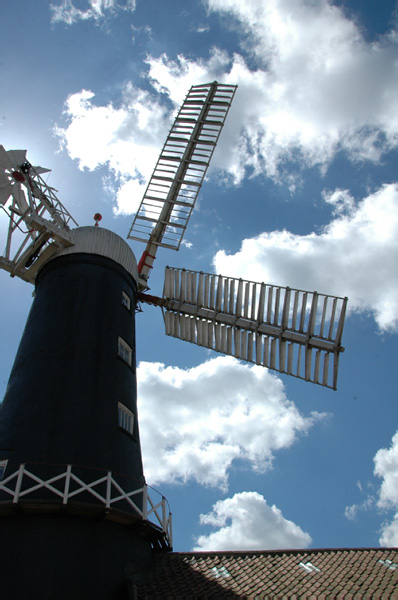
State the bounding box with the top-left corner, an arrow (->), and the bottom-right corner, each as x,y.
128,547 -> 398,598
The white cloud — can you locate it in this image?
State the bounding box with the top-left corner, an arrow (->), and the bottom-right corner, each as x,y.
344,496 -> 375,521
146,49 -> 232,106
213,183 -> 398,332
141,0 -> 398,184
50,0 -> 135,25
375,431 -> 398,509
111,177 -> 146,216
374,431 -> 398,546
54,86 -> 170,214
193,491 -> 312,550
378,516 -> 398,547
137,356 -> 324,489
53,0 -> 398,212
203,0 -> 398,178
344,432 -> 398,545
54,0 -> 398,209
53,52 -> 237,213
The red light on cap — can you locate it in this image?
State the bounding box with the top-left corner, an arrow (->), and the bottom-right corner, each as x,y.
93,213 -> 102,227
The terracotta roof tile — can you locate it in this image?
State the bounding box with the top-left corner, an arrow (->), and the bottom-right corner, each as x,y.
130,547 -> 398,598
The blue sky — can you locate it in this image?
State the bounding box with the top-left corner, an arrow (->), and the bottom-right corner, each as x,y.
1,0 -> 398,552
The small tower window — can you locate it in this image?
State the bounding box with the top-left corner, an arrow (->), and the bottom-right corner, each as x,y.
118,403 -> 134,435
122,291 -> 131,311
118,337 -> 132,366
0,459 -> 8,481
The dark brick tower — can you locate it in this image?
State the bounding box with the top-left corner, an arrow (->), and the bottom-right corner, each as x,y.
0,227 -> 170,599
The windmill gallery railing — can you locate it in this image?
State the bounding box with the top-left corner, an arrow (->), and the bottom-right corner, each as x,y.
0,463 -> 172,550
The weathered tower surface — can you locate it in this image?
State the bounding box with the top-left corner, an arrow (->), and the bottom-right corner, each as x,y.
0,227 -> 170,600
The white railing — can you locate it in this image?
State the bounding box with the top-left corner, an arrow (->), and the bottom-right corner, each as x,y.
0,463 -> 172,549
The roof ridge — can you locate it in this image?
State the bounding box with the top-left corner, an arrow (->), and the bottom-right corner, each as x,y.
168,547 -> 398,557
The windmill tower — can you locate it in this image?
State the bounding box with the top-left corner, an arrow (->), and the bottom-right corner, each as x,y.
0,83 -> 347,599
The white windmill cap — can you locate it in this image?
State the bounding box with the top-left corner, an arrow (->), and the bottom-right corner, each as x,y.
50,226 -> 138,283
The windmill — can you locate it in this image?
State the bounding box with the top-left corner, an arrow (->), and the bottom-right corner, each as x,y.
0,82 -> 347,598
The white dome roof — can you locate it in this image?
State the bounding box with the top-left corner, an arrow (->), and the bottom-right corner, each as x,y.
50,226 -> 138,283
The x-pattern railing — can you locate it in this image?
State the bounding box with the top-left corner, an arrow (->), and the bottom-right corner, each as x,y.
0,463 -> 172,549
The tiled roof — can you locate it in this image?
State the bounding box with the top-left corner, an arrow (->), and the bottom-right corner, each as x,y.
129,547 -> 398,598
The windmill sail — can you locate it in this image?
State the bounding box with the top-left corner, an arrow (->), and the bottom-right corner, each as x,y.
0,145 -> 77,282
127,82 -> 237,285
161,267 -> 347,390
